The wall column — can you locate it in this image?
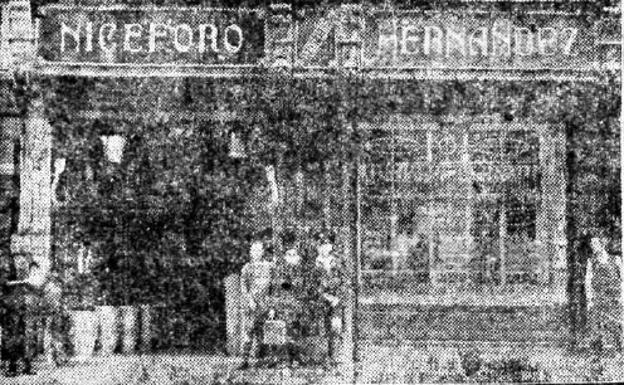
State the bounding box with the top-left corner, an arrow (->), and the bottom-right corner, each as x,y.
11,95 -> 52,276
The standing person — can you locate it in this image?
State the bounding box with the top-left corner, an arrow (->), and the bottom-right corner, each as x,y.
239,235 -> 275,369
586,236 -> 623,352
281,229 -> 302,289
312,230 -> 346,365
3,256 -> 46,376
278,229 -> 305,365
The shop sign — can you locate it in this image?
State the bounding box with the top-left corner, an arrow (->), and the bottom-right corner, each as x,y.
295,9 -> 597,70
33,5 -> 618,76
37,6 -> 264,66
362,12 -> 592,70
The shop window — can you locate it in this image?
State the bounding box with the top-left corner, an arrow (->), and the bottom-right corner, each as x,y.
361,119 -> 544,286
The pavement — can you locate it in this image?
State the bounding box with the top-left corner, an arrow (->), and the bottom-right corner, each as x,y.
0,345 -> 623,384
0,353 -> 345,385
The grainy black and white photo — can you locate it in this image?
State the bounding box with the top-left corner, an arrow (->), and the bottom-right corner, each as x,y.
0,0 -> 621,383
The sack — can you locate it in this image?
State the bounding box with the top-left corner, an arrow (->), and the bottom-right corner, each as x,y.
331,315 -> 342,334
263,319 -> 287,345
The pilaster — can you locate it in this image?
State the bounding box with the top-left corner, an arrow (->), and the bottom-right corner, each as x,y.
11,95 -> 52,275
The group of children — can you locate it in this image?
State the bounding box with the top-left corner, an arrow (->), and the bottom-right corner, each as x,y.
238,228 -> 347,368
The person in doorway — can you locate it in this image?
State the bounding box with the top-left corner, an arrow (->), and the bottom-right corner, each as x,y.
3,256 -> 46,376
585,236 -> 623,353
239,236 -> 275,369
311,230 -> 346,365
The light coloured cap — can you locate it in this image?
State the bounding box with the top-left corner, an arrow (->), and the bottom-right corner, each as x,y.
250,241 -> 264,260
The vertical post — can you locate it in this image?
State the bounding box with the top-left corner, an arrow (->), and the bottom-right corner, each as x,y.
552,129 -> 567,299
462,132 -> 473,283
295,166 -> 304,237
11,93 -> 52,276
620,109 -> 624,353
339,159 -> 354,376
426,130 -> 436,285
224,273 -> 242,355
565,112 -> 581,345
322,161 -> 332,230
462,132 -> 471,236
389,124 -> 397,275
500,205 -> 507,285
353,150 -> 363,384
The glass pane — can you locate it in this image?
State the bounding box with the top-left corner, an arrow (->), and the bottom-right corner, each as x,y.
432,131 -> 462,163
469,130 -> 504,163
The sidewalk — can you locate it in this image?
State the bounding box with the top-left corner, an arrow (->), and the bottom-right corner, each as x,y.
1,346 -> 623,384
1,353 -> 345,385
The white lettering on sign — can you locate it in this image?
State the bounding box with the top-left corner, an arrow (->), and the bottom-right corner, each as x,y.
149,23 -> 168,53
174,24 -> 194,52
424,26 -> 443,56
492,19 -> 512,57
85,22 -> 93,52
224,24 -> 244,53
99,23 -> 117,52
61,22 -> 80,53
199,24 -> 219,53
446,27 -> 466,57
537,27 -> 557,55
400,24 -> 418,55
469,27 -> 488,56
124,24 -> 143,53
375,19 -> 579,59
59,21 -> 244,55
561,27 -> 578,56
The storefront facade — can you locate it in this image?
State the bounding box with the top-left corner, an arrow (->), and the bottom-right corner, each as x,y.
0,0 -> 621,360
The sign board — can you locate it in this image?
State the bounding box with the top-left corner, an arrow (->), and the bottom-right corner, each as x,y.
33,4 -> 620,78
361,12 -> 593,70
38,6 -> 264,66
295,8 -> 597,71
